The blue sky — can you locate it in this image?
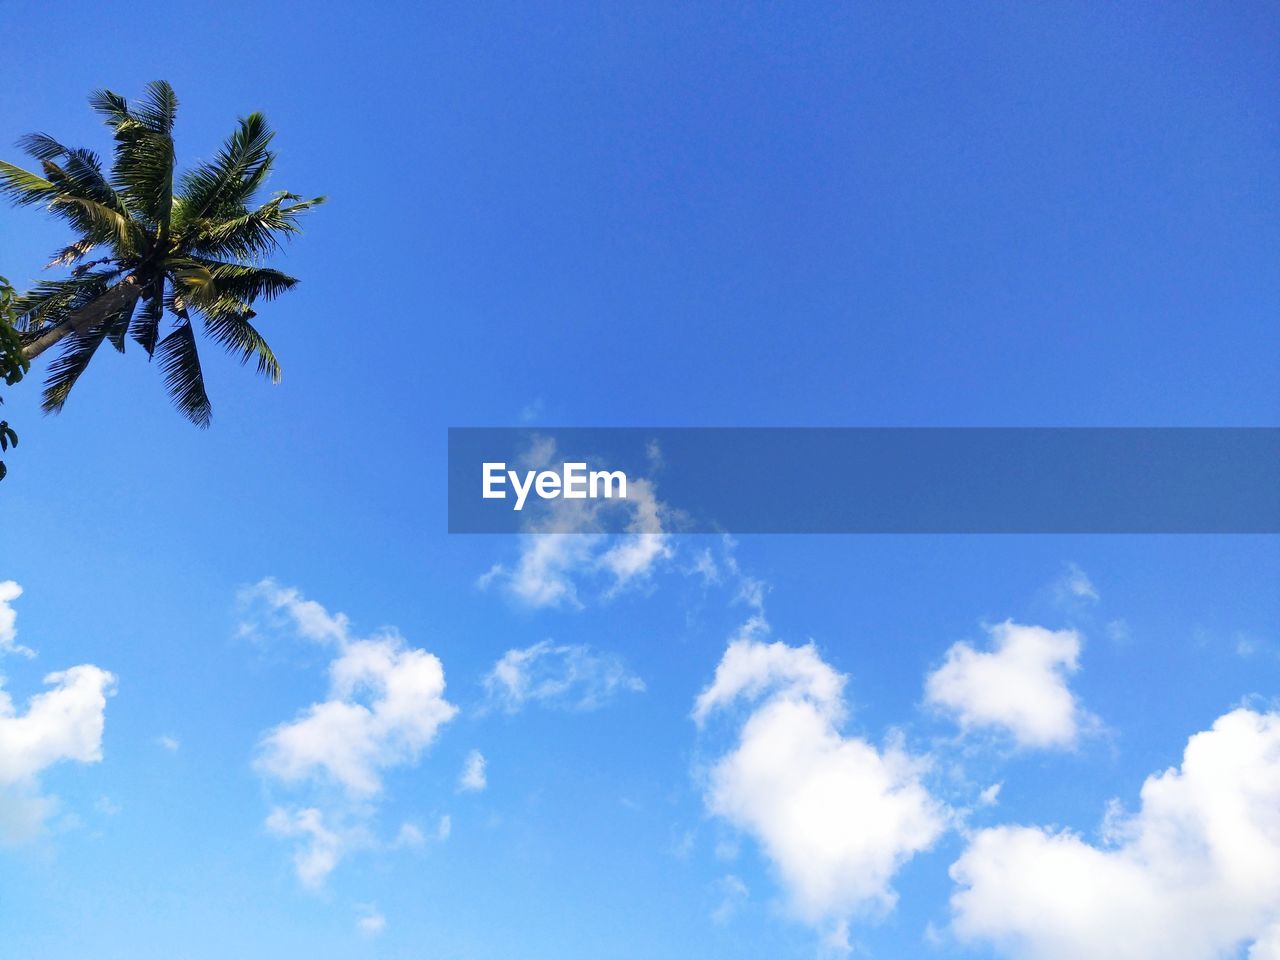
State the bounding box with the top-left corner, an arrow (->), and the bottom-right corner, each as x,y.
0,3 -> 1278,958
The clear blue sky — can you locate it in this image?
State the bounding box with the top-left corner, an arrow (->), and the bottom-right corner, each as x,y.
0,3 -> 1277,959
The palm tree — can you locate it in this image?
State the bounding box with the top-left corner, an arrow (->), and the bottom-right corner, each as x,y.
0,81 -> 323,426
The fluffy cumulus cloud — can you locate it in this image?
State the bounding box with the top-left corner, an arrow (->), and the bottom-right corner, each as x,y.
484,640 -> 644,713
257,638 -> 457,797
950,707 -> 1280,960
0,582 -> 114,842
244,580 -> 458,884
696,629 -> 945,949
1251,924 -> 1280,960
0,666 -> 115,786
924,621 -> 1092,749
476,438 -> 673,608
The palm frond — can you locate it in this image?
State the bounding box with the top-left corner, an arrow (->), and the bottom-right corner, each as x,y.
0,160 -> 58,206
103,293 -> 139,353
183,259 -> 298,303
155,320 -> 211,427
183,192 -> 325,260
130,291 -> 165,357
88,89 -> 131,128
45,187 -> 140,253
90,84 -> 175,228
177,113 -> 275,224
0,154 -> 132,251
41,320 -> 113,413
17,133 -> 71,162
46,236 -> 98,268
12,272 -> 119,333
200,307 -> 281,382
132,81 -> 179,136
20,136 -> 124,210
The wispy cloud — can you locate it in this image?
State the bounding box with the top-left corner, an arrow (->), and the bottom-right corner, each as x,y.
484,640 -> 644,713
458,749 -> 487,792
476,439 -> 673,609
711,873 -> 749,925
356,904 -> 387,937
1053,562 -> 1100,605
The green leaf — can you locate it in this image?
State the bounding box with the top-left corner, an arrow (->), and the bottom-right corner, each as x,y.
184,192 -> 325,261
41,321 -> 113,413
156,321 -> 212,427
201,307 -> 281,382
0,159 -> 58,206
177,113 -> 276,225
130,292 -> 165,357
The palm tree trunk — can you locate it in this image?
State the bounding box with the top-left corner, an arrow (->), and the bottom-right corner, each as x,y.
20,276 -> 143,361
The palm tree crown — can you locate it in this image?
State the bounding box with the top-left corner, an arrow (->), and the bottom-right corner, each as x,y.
0,81 -> 323,426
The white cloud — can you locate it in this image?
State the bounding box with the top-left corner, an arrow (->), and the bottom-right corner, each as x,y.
711,873 -> 749,925
248,582 -> 458,799
257,636 -> 457,797
689,548 -> 721,585
950,707 -> 1280,960
436,813 -> 451,841
266,806 -> 350,888
459,749 -> 487,792
696,631 -> 945,945
484,640 -> 644,713
245,580 -> 458,884
477,442 -> 673,608
924,621 -> 1092,749
156,734 -> 180,752
394,821 -> 425,848
978,782 -> 1002,807
1106,619 -> 1132,645
0,581 -> 33,658
0,665 -> 116,785
486,534 -> 597,610
597,478 -> 673,594
518,397 -> 544,423
694,632 -> 842,726
1054,563 -> 1099,604
1251,923 -> 1280,960
356,905 -> 387,936
0,585 -> 114,843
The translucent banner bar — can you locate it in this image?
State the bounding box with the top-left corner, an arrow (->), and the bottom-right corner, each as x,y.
447,428 -> 1280,534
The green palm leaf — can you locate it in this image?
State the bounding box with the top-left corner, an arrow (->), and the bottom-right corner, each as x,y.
130,291 -> 165,357
155,320 -> 212,427
0,160 -> 58,206
177,112 -> 276,225
42,321 -> 112,413
202,308 -> 281,382
186,193 -> 325,260
91,82 -> 177,227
